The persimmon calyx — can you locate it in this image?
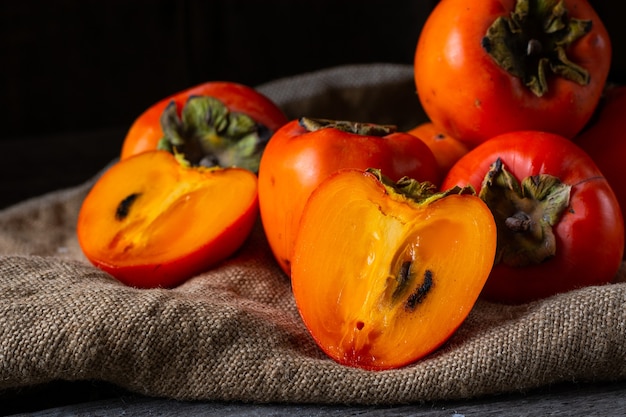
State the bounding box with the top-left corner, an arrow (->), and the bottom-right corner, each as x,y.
367,168 -> 475,205
479,158 -> 571,267
157,96 -> 270,172
482,0 -> 592,97
299,117 -> 397,136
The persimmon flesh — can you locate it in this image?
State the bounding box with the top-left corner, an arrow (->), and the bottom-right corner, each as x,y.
291,169 -> 497,370
77,150 -> 258,288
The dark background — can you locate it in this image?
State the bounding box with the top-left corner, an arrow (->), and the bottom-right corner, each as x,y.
1,1 -> 624,208
1,1 -> 438,140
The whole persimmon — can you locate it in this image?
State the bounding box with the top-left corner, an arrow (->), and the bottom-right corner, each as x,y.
414,0 -> 611,146
442,131 -> 624,304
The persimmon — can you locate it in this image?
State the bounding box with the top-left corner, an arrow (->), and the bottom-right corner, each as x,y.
408,122 -> 470,178
291,169 -> 497,370
77,150 -> 258,288
414,0 -> 611,146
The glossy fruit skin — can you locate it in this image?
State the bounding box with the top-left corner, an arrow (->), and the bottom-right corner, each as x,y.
442,131 -> 624,304
258,119 -> 440,276
414,0 -> 611,147
120,81 -> 288,159
408,122 -> 470,178
576,85 -> 626,252
291,169 -> 497,370
77,150 -> 259,288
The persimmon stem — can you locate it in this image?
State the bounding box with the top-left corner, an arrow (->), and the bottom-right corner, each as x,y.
527,39 -> 543,56
505,212 -> 532,232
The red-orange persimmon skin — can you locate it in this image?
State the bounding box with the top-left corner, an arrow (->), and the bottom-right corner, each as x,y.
576,85 -> 626,255
414,0 -> 611,147
408,122 -> 470,179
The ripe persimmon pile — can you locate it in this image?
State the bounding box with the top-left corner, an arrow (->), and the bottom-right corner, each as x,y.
77,0 -> 624,370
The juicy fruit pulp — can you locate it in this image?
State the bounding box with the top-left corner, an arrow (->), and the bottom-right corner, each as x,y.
291,170 -> 497,370
77,150 -> 258,288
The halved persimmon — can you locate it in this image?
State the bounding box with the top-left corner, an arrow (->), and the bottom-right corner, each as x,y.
291,169 -> 497,370
77,150 -> 258,288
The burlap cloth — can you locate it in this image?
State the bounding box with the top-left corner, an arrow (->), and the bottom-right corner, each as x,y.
1,64 -> 625,405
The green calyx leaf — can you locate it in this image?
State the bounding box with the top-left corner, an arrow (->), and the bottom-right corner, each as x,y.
299,117 -> 397,137
367,168 -> 475,206
479,158 -> 571,267
158,96 -> 271,173
481,0 -> 592,97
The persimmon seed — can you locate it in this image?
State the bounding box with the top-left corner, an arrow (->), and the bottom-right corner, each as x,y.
115,193 -> 141,221
398,261 -> 412,285
405,269 -> 433,312
392,260 -> 414,301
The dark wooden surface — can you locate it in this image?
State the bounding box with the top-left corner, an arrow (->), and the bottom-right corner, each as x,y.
4,379 -> 626,416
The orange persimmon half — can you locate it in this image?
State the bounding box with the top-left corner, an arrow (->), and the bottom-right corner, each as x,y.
77,150 -> 258,288
291,169 -> 497,370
